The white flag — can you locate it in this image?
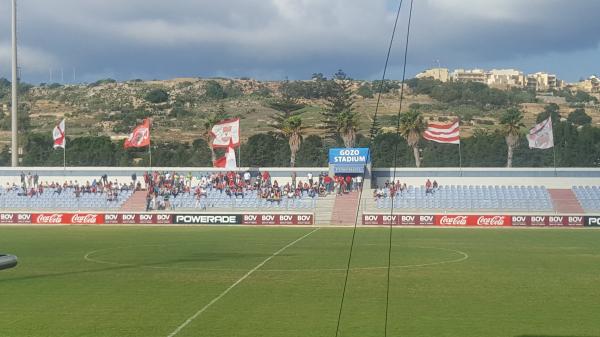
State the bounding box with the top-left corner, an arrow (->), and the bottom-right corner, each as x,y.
211,118 -> 240,148
527,117 -> 554,149
53,119 -> 65,149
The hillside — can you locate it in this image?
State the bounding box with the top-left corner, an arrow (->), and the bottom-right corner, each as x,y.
2,77 -> 599,148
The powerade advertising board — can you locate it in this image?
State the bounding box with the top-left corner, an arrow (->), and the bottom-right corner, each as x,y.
329,148 -> 370,174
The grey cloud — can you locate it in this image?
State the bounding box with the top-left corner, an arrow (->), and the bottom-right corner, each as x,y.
0,0 -> 598,83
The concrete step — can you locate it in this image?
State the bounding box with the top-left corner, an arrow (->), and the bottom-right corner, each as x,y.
119,190 -> 147,212
548,189 -> 585,214
330,192 -> 361,226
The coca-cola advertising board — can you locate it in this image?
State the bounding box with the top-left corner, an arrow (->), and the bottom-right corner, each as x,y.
31,213 -> 104,225
434,215 -> 512,227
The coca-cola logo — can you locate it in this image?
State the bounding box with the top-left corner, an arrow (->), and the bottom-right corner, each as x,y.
36,214 -> 64,224
477,216 -> 505,226
71,214 -> 99,224
439,216 -> 467,226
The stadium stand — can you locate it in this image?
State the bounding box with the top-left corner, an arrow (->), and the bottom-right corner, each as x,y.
371,185 -> 554,212
0,185 -> 133,211
573,186 -> 600,212
161,188 -> 320,211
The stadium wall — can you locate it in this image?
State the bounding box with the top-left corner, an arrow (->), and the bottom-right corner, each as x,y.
2,167 -> 600,188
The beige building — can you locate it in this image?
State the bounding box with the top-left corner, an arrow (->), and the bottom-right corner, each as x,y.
487,69 -> 526,89
526,72 -> 559,91
415,68 -> 450,82
451,69 -> 487,84
576,76 -> 600,93
415,67 -> 566,92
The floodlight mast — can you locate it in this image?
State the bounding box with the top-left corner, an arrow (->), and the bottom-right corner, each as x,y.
11,0 -> 19,167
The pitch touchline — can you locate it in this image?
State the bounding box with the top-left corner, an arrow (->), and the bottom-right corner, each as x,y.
165,228 -> 320,337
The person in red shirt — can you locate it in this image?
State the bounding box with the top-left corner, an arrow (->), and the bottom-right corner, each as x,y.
345,175 -> 352,192
262,170 -> 270,186
324,175 -> 332,193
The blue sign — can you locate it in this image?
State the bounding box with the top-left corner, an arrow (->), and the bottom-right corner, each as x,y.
328,148 -> 370,164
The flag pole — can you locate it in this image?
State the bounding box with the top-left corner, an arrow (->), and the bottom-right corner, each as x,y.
148,118 -> 153,169
552,145 -> 557,177
458,139 -> 463,177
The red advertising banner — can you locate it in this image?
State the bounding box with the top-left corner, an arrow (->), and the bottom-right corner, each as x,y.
241,214 -> 313,225
512,215 -> 583,227
31,213 -> 104,225
103,213 -> 173,225
362,214 -> 435,226
434,215 -> 512,227
0,213 -> 17,224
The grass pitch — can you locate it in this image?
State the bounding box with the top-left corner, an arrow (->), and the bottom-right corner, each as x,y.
1,226 -> 599,337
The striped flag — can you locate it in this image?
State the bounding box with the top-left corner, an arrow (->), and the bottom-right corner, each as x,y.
423,119 -> 460,144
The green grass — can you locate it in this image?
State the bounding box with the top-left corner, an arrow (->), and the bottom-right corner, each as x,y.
1,226 -> 600,337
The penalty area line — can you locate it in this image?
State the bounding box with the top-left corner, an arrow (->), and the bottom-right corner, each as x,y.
166,227 -> 320,337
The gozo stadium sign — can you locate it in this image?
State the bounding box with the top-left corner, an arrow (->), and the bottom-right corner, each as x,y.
328,148 -> 370,164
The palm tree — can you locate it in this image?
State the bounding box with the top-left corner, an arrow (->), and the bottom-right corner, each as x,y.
203,103 -> 228,163
277,115 -> 304,167
500,108 -> 525,168
269,87 -> 305,167
337,110 -> 359,148
398,110 -> 427,167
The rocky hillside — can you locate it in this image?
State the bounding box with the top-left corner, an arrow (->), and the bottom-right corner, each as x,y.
0,77 -> 598,147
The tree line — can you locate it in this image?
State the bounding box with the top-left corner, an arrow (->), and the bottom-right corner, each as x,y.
0,74 -> 598,168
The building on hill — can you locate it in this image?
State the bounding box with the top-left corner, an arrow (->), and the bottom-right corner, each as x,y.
426,67 -> 564,92
526,72 -> 561,91
487,69 -> 526,89
451,69 -> 487,84
576,76 -> 600,93
415,68 -> 450,82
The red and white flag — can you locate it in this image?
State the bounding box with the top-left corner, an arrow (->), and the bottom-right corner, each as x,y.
211,118 -> 240,148
124,118 -> 151,149
423,119 -> 460,144
527,117 -> 554,149
53,119 -> 66,149
213,141 -> 237,169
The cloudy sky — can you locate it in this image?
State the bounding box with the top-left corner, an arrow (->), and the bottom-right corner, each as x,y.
0,0 -> 599,84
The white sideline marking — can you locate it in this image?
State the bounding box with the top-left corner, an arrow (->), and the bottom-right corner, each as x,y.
166,228 -> 320,337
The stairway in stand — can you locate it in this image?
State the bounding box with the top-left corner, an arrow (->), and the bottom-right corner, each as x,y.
119,190 -> 148,212
330,191 -> 361,226
547,189 -> 585,214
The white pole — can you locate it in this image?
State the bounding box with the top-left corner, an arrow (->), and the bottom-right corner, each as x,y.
11,0 -> 18,167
